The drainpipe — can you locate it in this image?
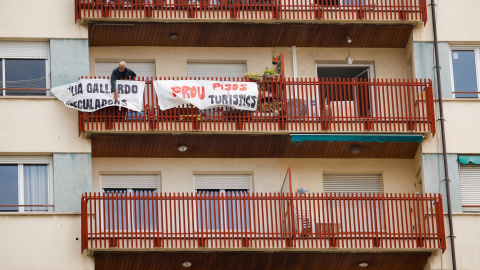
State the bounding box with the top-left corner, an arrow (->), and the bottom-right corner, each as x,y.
430,0 -> 457,268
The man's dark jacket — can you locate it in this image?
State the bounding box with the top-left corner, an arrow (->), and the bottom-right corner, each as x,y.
110,67 -> 137,92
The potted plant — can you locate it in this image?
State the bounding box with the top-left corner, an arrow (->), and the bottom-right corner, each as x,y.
256,99 -> 282,116
243,72 -> 261,82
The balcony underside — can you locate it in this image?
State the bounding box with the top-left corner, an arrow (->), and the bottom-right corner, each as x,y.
94,251 -> 432,270
88,22 -> 413,47
90,134 -> 421,158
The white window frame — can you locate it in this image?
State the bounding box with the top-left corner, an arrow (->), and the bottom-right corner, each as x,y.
0,41 -> 51,96
449,46 -> 480,99
0,156 -> 53,213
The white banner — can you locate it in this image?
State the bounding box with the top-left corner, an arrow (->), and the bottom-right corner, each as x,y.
51,79 -> 145,112
153,80 -> 258,111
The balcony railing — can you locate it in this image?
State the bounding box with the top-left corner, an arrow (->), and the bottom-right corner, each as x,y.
75,0 -> 427,23
81,192 -> 446,252
78,77 -> 435,135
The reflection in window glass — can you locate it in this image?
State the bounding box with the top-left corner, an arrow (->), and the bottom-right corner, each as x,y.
452,50 -> 478,98
5,59 -> 46,96
0,165 -> 19,212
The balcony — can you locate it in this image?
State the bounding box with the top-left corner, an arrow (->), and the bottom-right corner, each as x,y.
79,77 -> 435,135
81,192 -> 446,252
75,0 -> 427,24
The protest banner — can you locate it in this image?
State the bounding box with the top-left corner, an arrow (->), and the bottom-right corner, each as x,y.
51,79 -> 145,112
153,80 -> 258,111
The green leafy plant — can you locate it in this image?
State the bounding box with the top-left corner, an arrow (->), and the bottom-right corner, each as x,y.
243,72 -> 261,81
257,99 -> 282,115
263,67 -> 276,76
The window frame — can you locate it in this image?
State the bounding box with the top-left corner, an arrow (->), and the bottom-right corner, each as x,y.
0,58 -> 50,97
459,163 -> 480,212
449,46 -> 480,99
100,174 -> 161,232
194,174 -> 252,232
0,156 -> 53,213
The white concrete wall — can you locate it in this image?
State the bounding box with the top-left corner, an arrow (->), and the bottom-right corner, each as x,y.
414,0 -> 480,43
0,214 -> 94,270
92,158 -> 419,194
427,214 -> 480,270
0,98 -> 91,153
0,0 -> 87,39
89,47 -> 409,79
423,100 -> 480,154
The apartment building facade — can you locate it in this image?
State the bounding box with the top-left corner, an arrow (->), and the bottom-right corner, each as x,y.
0,0 -> 477,269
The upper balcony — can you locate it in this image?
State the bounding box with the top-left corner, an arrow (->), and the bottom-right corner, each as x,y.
78,77 -> 435,136
75,0 -> 428,25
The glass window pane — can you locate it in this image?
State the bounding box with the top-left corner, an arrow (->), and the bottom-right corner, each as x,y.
104,189 -> 128,231
225,190 -> 249,231
0,165 -> 19,212
452,50 -> 478,98
24,165 -> 49,212
5,59 -> 46,96
197,190 -> 221,231
133,189 -> 157,231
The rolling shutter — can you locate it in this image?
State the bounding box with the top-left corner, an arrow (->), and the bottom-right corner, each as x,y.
195,174 -> 251,190
0,41 -> 49,59
101,175 -> 159,189
323,174 -> 382,193
187,63 -> 246,78
95,62 -> 155,77
460,164 -> 480,212
323,174 -> 382,232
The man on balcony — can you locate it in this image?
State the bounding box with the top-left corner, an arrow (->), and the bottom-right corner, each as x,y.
111,61 -> 137,101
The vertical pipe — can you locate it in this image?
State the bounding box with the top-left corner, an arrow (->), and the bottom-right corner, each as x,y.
430,0 -> 457,268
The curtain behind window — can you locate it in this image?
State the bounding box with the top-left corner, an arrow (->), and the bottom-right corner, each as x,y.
24,164 -> 48,212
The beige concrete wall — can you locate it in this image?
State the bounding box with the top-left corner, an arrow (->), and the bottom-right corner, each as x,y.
89,47 -> 409,79
426,214 -> 480,270
92,158 -> 419,193
0,0 -> 87,39
414,0 -> 480,43
0,98 -> 91,153
0,214 -> 94,270
422,100 -> 480,154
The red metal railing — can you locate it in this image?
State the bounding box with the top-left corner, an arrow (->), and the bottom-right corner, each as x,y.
81,192 -> 446,252
78,77 -> 435,135
75,0 -> 427,24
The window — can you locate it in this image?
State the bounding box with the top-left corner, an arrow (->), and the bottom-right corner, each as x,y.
316,64 -> 373,117
0,157 -> 52,212
323,174 -> 383,232
187,62 -> 246,78
459,164 -> 480,212
451,48 -> 480,98
0,42 -> 49,97
101,174 -> 160,231
195,174 -> 251,231
95,62 -> 155,77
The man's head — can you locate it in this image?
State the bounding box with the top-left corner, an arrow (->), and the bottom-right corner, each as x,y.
118,61 -> 126,72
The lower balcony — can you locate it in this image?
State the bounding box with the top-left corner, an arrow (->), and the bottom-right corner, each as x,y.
79,77 -> 435,136
81,192 -> 446,253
